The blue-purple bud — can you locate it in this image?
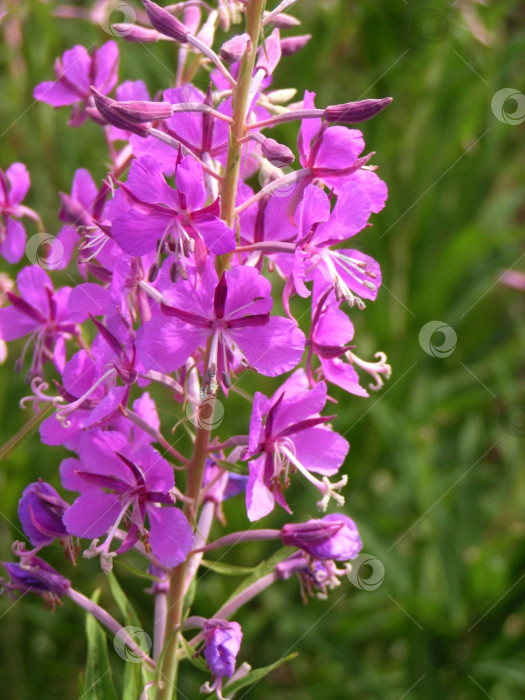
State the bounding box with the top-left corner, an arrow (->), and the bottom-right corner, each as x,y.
325,97 -> 393,125
112,99 -> 173,124
90,88 -> 149,137
2,555 -> 71,598
18,480 -> 69,547
281,513 -> 362,561
262,137 -> 295,166
220,33 -> 250,64
203,618 -> 242,678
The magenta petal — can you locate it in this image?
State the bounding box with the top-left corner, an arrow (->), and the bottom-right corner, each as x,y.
78,430 -> 131,481
135,445 -> 174,493
16,265 -> 53,316
321,356 -> 368,397
315,126 -> 364,171
63,490 -> 122,538
246,457 -> 275,521
294,427 -> 349,475
86,386 -> 127,426
349,169 -> 388,214
0,305 -> 37,340
71,168 -> 98,211
271,382 -> 327,436
60,457 -> 89,492
6,162 -> 30,204
94,41 -> 119,94
68,283 -> 111,322
139,317 -> 208,373
193,217 -> 236,255
126,156 -> 174,205
146,505 -> 193,567
314,181 -> 372,243
34,81 -> 79,107
231,316 -> 305,376
1,217 -> 26,263
61,45 -> 91,94
112,209 -> 171,255
175,157 -> 205,211
223,266 -> 272,320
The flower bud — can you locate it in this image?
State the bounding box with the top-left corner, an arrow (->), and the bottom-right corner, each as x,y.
18,480 -> 69,547
142,0 -> 189,43
203,619 -> 242,678
280,34 -> 311,57
281,513 -> 362,561
325,97 -> 393,125
2,554 -> 71,599
261,138 -> 295,166
112,24 -> 162,42
112,100 -> 173,123
220,33 -> 250,64
90,88 -> 149,137
266,12 -> 301,29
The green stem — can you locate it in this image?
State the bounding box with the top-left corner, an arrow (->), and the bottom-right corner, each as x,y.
218,0 -> 266,272
155,344 -> 214,700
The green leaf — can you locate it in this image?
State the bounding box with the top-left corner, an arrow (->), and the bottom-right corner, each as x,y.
114,559 -> 163,583
179,634 -> 208,672
223,546 -> 295,606
222,653 -> 299,696
200,559 -> 259,576
107,572 -> 142,627
212,458 -> 249,475
82,589 -> 119,700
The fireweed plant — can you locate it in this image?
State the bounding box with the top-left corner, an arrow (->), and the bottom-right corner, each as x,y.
0,1 -> 393,698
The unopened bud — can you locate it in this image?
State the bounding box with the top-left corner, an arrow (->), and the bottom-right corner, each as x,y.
262,138 -> 295,166
265,12 -> 301,29
325,97 -> 393,124
91,88 -> 149,136
112,23 -> 161,42
220,33 -> 250,64
280,34 -> 311,56
112,100 -> 173,123
142,0 -> 189,43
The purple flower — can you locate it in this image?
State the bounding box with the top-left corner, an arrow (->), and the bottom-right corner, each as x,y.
0,163 -> 32,263
281,513 -> 362,561
108,155 -> 235,268
18,480 -> 70,549
308,282 -> 391,396
139,260 -> 305,386
62,430 -> 193,569
244,370 -> 349,521
34,42 -> 119,125
298,90 -> 388,210
0,266 -> 76,375
203,618 -> 242,678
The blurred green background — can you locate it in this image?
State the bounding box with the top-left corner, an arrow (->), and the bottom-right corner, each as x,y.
1,0 -> 525,698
